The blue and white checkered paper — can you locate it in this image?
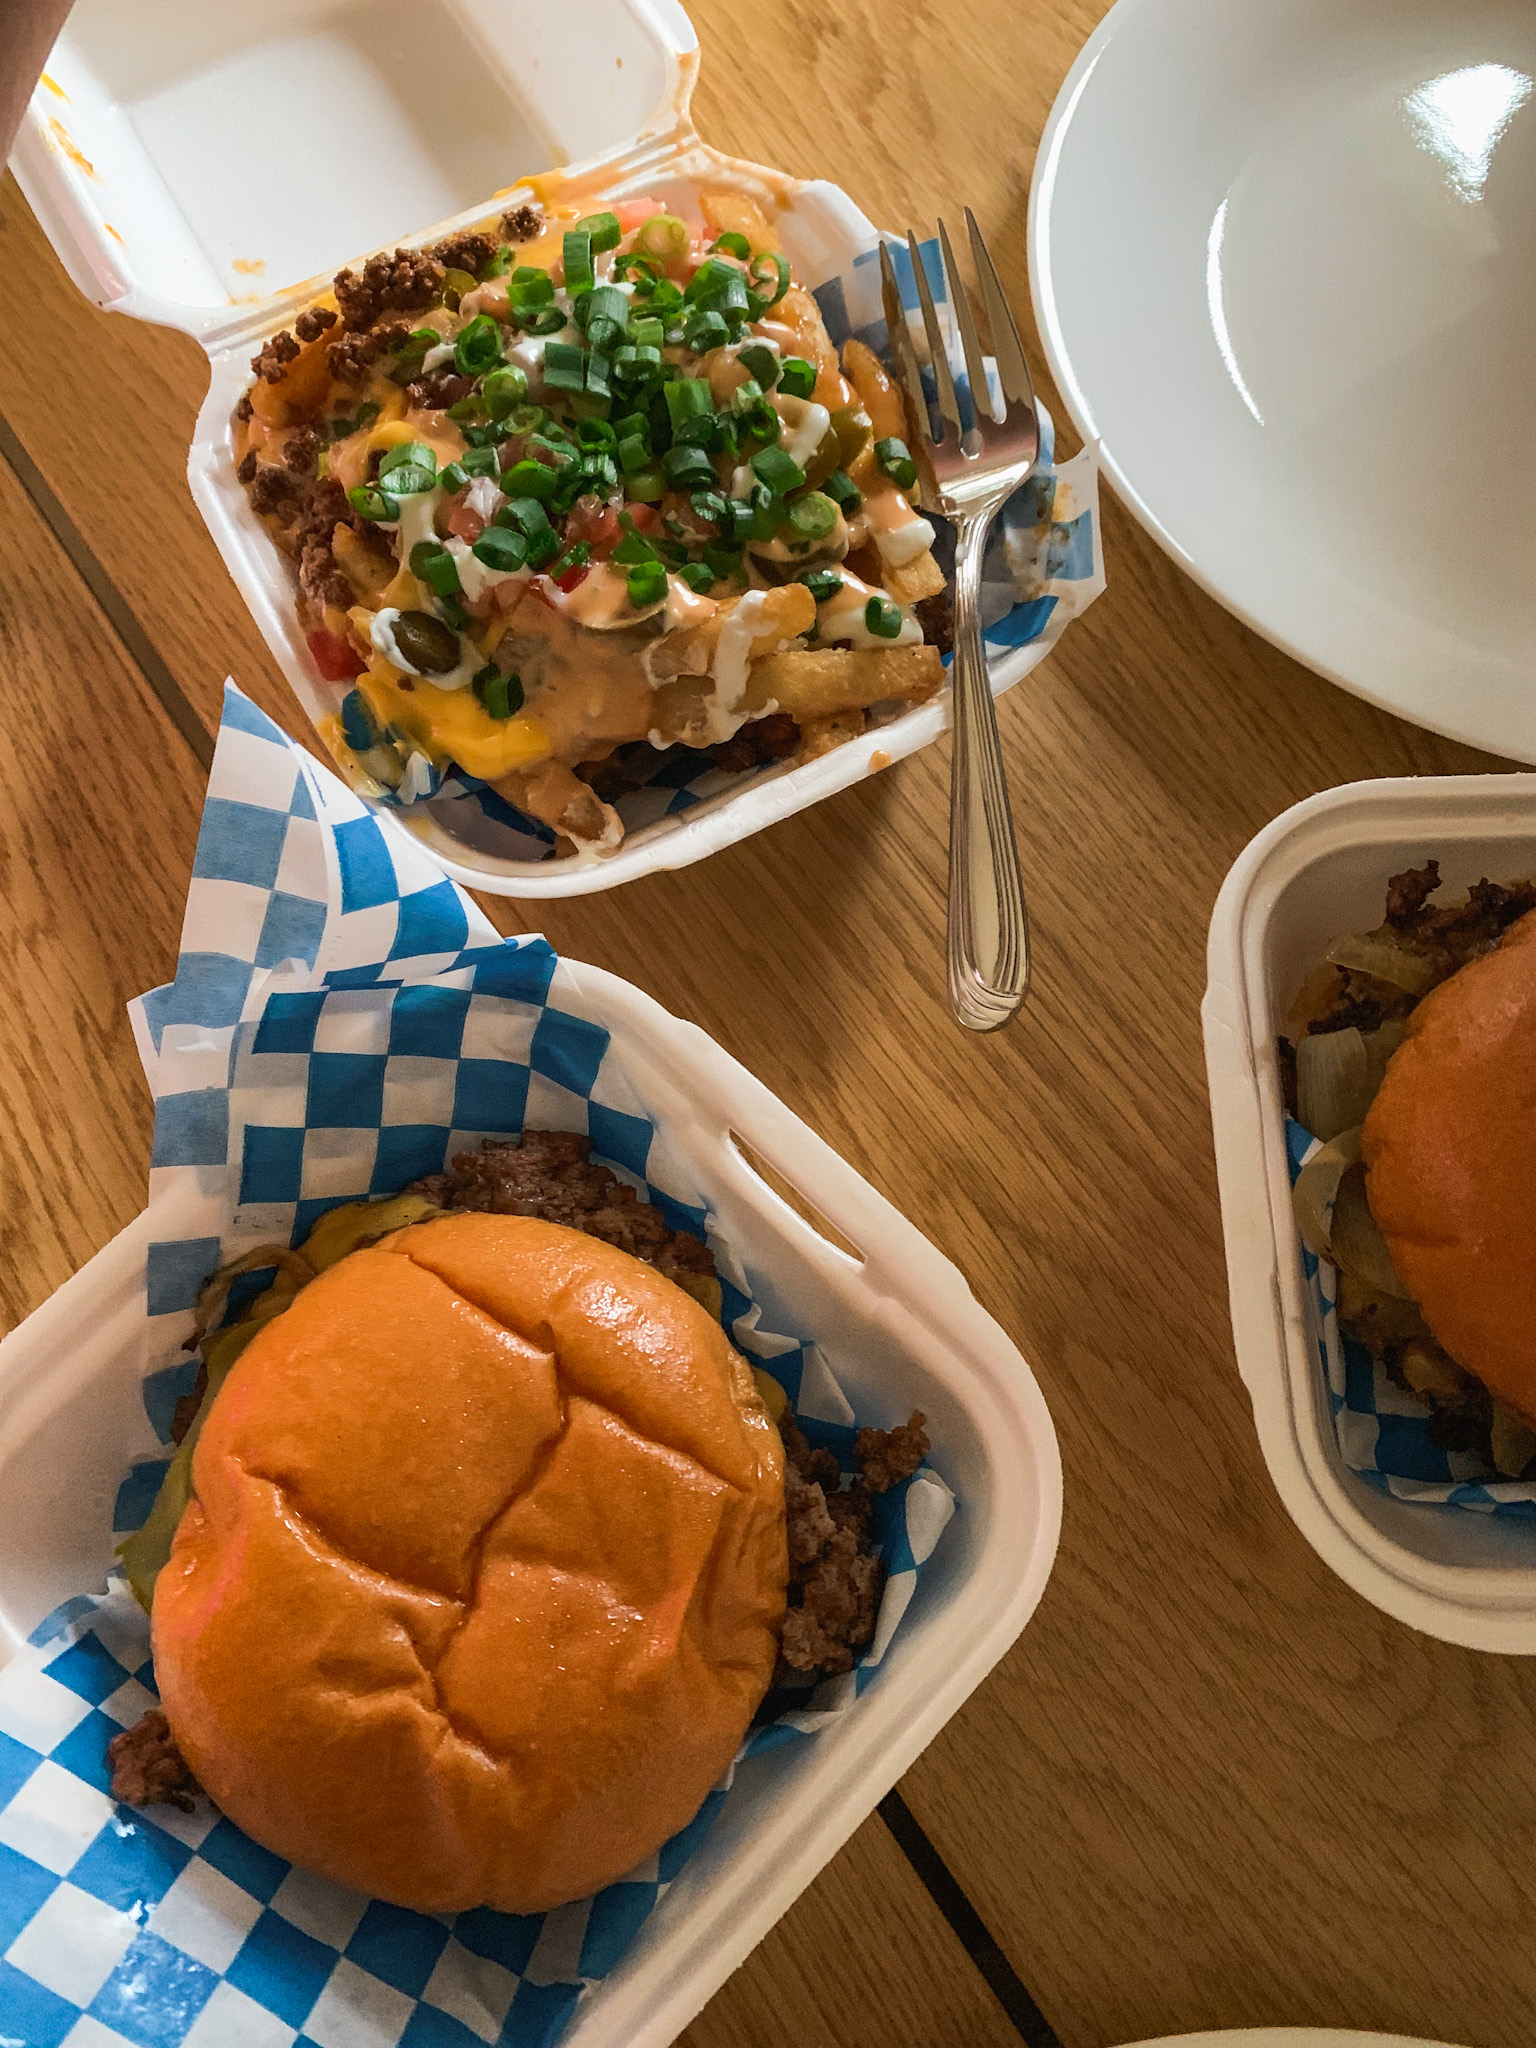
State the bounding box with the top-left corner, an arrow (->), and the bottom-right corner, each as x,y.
1287,1116 -> 1536,1523
380,234 -> 1104,861
0,685 -> 954,2048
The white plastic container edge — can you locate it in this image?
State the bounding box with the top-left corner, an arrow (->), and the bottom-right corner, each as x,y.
0,958 -> 1063,2048
11,0 -> 1071,899
1203,773 -> 1536,1653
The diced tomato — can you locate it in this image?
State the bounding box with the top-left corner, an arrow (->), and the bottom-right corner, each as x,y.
624,501 -> 662,536
614,197 -> 664,232
447,499 -> 486,543
307,628 -> 365,681
563,495 -> 623,557
554,562 -> 591,594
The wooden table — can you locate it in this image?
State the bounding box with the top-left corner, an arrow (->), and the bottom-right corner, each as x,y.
0,3 -> 1530,2044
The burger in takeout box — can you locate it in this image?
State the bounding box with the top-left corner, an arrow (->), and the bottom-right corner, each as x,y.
14,0 -> 1101,899
0,689 -> 1062,2046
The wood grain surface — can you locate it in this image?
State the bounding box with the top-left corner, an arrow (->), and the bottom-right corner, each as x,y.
0,3 -> 1531,2047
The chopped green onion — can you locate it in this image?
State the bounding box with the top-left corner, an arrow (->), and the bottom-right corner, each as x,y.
647,277 -> 684,312
751,445 -> 806,495
409,541 -> 462,596
725,499 -> 756,542
634,214 -> 690,264
685,257 -> 744,306
483,244 -> 514,278
473,665 -> 524,720
710,230 -> 751,260
663,443 -> 716,489
748,250 -> 790,305
378,441 -> 436,479
737,341 -> 780,389
626,559 -> 668,608
617,432 -> 653,475
497,496 -> 552,537
439,461 -> 470,495
575,417 -> 617,450
678,560 -> 717,594
613,251 -> 659,285
563,229 -> 595,293
784,490 -> 839,541
673,411 -> 724,451
481,365 -> 529,418
505,403 -> 547,436
629,316 -> 665,350
577,452 -> 619,494
823,468 -> 862,511
801,567 -> 844,603
525,527 -> 561,568
777,357 -> 817,400
576,210 -> 623,252
460,446 -> 501,478
454,314 -> 504,377
612,526 -> 659,565
738,396 -> 780,444
584,348 -> 613,402
689,489 -> 730,531
437,595 -> 471,630
665,379 -> 713,426
875,436 -> 919,489
508,270 -> 554,308
348,484 -> 400,523
518,305 -> 566,336
683,310 -> 730,353
460,422 -> 505,449
625,464 -> 667,502
865,594 -> 904,639
445,394 -> 485,422
704,541 -> 744,577
500,459 -> 556,501
473,526 -> 529,573
379,462 -> 435,497
543,341 -> 586,392
394,327 -> 438,361
748,482 -> 779,540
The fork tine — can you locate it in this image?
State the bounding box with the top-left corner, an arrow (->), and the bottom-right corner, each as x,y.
878,239 -> 933,455
965,207 -> 1036,413
937,216 -> 996,427
907,229 -> 962,445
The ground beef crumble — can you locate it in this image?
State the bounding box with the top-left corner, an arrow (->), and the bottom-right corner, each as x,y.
914,588 -> 955,658
294,305 -> 338,344
250,328 -> 301,382
499,202 -> 544,243
708,713 -> 801,775
334,247 -> 445,333
777,1410 -> 929,1678
408,1130 -> 716,1293
107,1710 -> 199,1813
431,230 -> 497,277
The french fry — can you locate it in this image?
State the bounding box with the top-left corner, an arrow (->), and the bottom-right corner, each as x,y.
750,644 -> 944,719
495,761 -> 621,852
332,525 -> 395,603
699,190 -> 778,253
842,337 -> 907,443
882,548 -> 947,604
250,331 -> 332,428
796,710 -> 867,761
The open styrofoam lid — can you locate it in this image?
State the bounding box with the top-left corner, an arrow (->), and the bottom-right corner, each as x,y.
11,0 -> 697,336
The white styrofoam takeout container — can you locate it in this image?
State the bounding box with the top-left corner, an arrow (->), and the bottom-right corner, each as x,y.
12,0 -> 1047,898
0,958 -> 1064,2048
1203,775 -> 1536,1653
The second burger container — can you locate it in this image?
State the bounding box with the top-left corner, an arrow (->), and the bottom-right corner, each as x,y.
13,0 -> 1092,898
1204,773 -> 1536,1653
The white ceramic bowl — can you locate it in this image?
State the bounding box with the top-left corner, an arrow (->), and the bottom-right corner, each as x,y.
1203,773 -> 1536,1651
1030,0 -> 1536,757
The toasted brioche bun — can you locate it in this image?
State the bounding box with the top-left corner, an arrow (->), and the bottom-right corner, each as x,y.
152,1213 -> 787,1914
1363,909 -> 1536,1423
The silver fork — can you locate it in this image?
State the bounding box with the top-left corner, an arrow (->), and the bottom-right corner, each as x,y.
879,213 -> 1038,1031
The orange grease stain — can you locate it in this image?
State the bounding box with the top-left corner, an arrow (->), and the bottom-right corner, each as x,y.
231,257 -> 267,276
104,223 -> 124,243
48,118 -> 96,178
40,73 -> 67,100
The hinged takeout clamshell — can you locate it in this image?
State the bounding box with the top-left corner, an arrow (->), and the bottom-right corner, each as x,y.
13,0 -> 1099,896
1204,774 -> 1536,1653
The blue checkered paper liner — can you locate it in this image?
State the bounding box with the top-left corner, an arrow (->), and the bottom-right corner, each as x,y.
1286,1116 -> 1536,1522
0,685 -> 954,2048
368,234 -> 1104,861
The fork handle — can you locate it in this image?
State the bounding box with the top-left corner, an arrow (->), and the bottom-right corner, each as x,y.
946,508 -> 1030,1031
